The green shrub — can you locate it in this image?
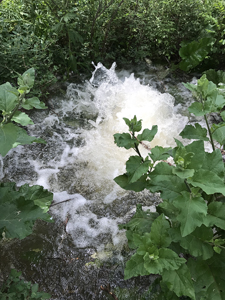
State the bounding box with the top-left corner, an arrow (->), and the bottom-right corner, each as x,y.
114,73 -> 225,299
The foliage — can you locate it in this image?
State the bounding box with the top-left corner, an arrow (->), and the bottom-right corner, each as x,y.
1,0 -> 224,81
0,68 -> 47,157
0,182 -> 53,240
0,269 -> 51,299
0,1 -> 57,96
114,73 -> 225,299
0,68 -> 53,298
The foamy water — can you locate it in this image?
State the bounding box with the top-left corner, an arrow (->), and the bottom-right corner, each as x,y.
1,63 -> 190,249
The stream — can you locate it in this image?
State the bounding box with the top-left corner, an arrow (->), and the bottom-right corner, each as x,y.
0,62 -> 196,299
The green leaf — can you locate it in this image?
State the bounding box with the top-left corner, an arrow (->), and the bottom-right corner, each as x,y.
0,184 -> 53,239
149,214 -> 171,248
126,156 -> 150,183
179,37 -> 215,71
197,75 -> 217,99
176,225 -> 214,260
179,123 -> 209,141
188,102 -> 208,116
205,90 -> 225,113
0,123 -> 46,156
172,167 -> 194,179
201,149 -> 224,179
114,133 -> 137,149
13,126 -> 46,148
184,140 -> 205,170
157,200 -> 180,223
173,191 -> 207,237
188,169 -> 225,196
221,111 -> 225,121
132,232 -> 153,251
149,162 -> 187,201
21,97 -> 47,110
0,123 -> 18,156
119,204 -> 159,235
204,202 -> 225,230
149,146 -> 171,163
11,111 -> 34,126
17,68 -> 35,90
188,252 -> 225,300
162,264 -> 195,299
114,173 -> 147,192
212,123 -> 225,146
137,126 -> 158,142
204,69 -> 225,85
124,253 -> 149,280
0,82 -> 19,113
18,184 -> 53,213
123,115 -> 142,132
144,248 -> 186,274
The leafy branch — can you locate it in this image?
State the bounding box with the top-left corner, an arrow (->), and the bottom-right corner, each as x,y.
113,72 -> 225,299
0,68 -> 47,157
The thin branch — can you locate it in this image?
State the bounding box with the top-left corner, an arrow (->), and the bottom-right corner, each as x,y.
100,284 -> 118,300
50,198 -> 75,207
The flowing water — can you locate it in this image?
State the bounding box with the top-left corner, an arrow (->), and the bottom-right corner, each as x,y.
0,62 -> 195,299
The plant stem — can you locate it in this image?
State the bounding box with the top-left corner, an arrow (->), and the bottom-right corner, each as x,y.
184,179 -> 192,193
5,93 -> 25,124
204,114 -> 215,151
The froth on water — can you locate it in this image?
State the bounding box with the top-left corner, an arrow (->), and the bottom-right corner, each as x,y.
1,63 -> 189,248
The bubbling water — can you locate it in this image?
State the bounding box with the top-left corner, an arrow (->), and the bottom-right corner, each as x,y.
2,63 -> 189,249
74,63 -> 188,199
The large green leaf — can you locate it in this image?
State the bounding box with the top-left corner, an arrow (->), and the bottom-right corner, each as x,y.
124,253 -> 149,280
188,102 -> 208,116
0,123 -> 18,156
179,123 -> 209,141
175,225 -> 214,260
18,184 -> 53,213
0,82 -> 19,113
114,173 -> 147,192
0,184 -> 53,239
21,97 -> 47,110
0,123 -> 46,156
162,264 -> 195,299
126,155 -> 151,183
173,191 -> 207,237
144,248 -> 186,275
204,202 -> 225,230
179,37 -> 215,71
149,162 -> 187,201
149,214 -> 171,248
157,200 -> 180,223
187,169 -> 225,196
204,69 -> 225,86
11,111 -> 34,126
212,123 -> 225,146
188,252 -> 225,300
13,125 -> 46,148
201,149 -> 224,179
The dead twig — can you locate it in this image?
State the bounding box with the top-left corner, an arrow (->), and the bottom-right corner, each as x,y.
100,284 -> 118,300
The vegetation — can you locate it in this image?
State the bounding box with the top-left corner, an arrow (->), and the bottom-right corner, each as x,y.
1,0 -> 225,298
0,69 -> 53,299
114,72 -> 225,299
0,269 -> 50,300
1,0 -> 225,95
